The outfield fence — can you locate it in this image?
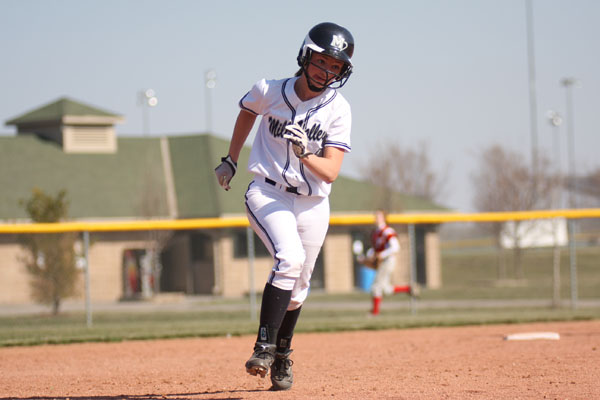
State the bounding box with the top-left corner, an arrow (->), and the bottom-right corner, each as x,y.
1,208 -> 599,326
2,208 -> 600,233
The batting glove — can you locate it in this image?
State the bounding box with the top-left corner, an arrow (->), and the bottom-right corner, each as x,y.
214,155 -> 237,191
283,123 -> 313,159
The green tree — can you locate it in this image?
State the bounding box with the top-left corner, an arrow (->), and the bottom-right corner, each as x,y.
20,188 -> 79,315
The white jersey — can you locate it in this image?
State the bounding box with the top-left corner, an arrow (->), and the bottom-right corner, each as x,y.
239,76 -> 352,197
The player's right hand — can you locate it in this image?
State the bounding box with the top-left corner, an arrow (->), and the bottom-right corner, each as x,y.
215,155 -> 237,191
283,123 -> 312,158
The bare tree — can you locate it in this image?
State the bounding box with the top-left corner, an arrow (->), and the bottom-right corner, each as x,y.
569,166 -> 600,234
471,144 -> 559,279
362,140 -> 448,211
573,167 -> 600,200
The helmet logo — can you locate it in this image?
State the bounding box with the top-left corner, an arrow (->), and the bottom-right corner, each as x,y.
330,35 -> 348,51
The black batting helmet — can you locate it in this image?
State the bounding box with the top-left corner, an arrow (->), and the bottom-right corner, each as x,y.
297,22 -> 355,90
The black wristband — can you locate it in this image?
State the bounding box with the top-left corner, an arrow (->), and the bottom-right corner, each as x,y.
221,155 -> 237,175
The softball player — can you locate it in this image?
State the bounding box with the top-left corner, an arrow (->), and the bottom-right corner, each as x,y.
358,209 -> 416,316
214,22 -> 354,391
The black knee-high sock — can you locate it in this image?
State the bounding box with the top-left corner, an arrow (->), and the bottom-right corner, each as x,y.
256,283 -> 292,345
276,306 -> 302,352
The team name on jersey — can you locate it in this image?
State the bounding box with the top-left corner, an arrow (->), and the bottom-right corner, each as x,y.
267,116 -> 328,142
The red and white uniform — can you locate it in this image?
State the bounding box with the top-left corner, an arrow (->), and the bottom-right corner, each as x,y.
369,224 -> 400,297
241,76 -> 352,310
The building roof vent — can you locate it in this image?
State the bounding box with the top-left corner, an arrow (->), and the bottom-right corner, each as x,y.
5,97 -> 124,153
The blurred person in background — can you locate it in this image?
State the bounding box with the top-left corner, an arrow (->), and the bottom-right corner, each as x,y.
358,209 -> 417,316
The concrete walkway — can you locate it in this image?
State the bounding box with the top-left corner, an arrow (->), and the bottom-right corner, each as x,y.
1,296 -> 599,316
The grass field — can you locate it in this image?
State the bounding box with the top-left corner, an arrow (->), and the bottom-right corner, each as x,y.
1,243 -> 598,348
438,242 -> 600,299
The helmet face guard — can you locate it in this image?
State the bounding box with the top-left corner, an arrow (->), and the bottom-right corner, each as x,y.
297,22 -> 354,91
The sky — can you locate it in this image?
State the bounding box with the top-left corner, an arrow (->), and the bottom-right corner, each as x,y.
1,0 -> 598,212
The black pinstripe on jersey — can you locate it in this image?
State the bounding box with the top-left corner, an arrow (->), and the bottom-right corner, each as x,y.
280,78 -> 338,196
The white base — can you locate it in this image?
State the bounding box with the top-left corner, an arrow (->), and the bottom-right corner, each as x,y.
504,332 -> 560,341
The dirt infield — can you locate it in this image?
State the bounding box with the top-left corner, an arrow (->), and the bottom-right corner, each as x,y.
1,320 -> 598,399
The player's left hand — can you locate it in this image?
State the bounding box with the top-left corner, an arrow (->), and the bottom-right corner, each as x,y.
283,123 -> 313,159
214,155 -> 237,191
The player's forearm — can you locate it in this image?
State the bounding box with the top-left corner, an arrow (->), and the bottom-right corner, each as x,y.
378,237 -> 400,258
228,110 -> 257,163
388,237 -> 400,253
377,248 -> 394,259
301,147 -> 344,183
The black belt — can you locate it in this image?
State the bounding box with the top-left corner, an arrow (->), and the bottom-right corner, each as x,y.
265,177 -> 300,195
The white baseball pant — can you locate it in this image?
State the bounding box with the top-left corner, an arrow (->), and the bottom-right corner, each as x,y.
371,255 -> 396,298
245,177 -> 330,310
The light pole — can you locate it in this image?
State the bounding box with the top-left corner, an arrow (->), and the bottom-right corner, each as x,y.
560,77 -> 580,309
546,109 -> 562,307
138,89 -> 158,136
525,0 -> 539,175
205,69 -> 217,133
561,77 -> 580,208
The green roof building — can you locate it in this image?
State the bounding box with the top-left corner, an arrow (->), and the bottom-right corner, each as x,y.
0,98 -> 447,305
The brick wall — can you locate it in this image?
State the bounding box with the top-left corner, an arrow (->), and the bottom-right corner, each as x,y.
0,239 -> 30,303
324,231 -> 354,293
